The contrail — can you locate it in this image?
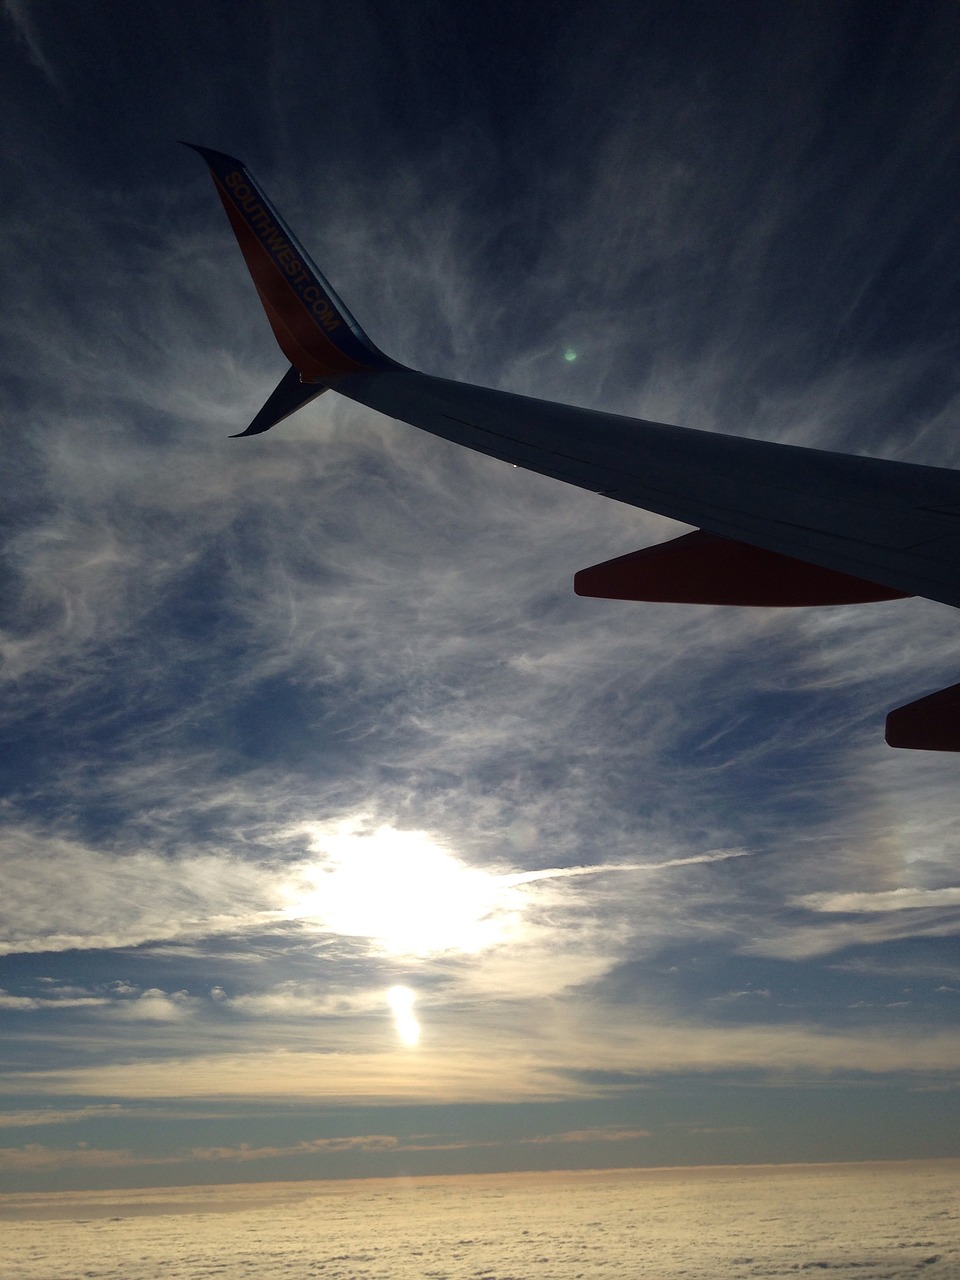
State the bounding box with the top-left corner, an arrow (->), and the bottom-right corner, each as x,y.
501,848 -> 753,887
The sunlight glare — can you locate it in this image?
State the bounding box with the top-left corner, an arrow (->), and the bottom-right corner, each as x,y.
281,821 -> 519,956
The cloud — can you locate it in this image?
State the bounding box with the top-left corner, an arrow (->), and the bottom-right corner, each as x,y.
187,1134 -> 401,1162
0,991 -> 108,1011
0,1105 -> 126,1129
0,1123 -> 656,1178
107,989 -> 198,1023
8,1013 -> 960,1109
0,827 -> 282,955
796,887 -> 960,914
520,1126 -> 651,1146
744,914 -> 960,961
2,0 -> 56,84
0,1143 -> 147,1172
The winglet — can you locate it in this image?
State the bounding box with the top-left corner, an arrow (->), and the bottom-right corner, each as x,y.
182,143 -> 397,382
230,364 -> 329,438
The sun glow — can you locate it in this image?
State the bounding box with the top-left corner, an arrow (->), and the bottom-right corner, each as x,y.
281,821 -> 518,956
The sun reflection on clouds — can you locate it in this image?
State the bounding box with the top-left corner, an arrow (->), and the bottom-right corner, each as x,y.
386,984 -> 420,1046
280,820 -> 522,956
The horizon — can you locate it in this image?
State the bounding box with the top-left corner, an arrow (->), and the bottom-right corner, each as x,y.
3,1155 -> 957,1217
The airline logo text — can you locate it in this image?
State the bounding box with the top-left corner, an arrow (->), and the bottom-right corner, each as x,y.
224,170 -> 341,333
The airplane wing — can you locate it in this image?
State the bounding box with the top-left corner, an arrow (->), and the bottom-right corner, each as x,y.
185,144 -> 960,751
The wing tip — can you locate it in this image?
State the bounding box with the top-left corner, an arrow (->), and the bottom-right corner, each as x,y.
179,141 -> 246,169
184,142 -> 398,381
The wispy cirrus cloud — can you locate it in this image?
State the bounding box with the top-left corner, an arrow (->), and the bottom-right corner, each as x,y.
797,887 -> 960,914
1,0 -> 56,85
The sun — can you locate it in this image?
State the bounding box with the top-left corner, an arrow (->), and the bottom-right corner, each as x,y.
280,821 -> 517,956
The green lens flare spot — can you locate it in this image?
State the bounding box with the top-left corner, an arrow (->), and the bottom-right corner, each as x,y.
564,349 -> 578,362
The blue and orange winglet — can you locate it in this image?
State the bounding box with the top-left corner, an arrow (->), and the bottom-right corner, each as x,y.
182,144 -> 397,383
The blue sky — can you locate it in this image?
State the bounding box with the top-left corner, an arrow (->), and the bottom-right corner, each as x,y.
1,0 -> 960,1194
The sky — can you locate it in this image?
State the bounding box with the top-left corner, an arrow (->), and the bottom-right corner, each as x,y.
1,0 -> 960,1196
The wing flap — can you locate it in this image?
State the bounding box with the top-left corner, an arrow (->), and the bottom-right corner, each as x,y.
885,683 -> 960,751
574,530 -> 912,606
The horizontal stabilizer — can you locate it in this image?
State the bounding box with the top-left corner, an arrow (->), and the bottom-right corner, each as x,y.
885,682 -> 960,751
183,143 -> 397,382
574,530 -> 913,606
231,364 -> 328,438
